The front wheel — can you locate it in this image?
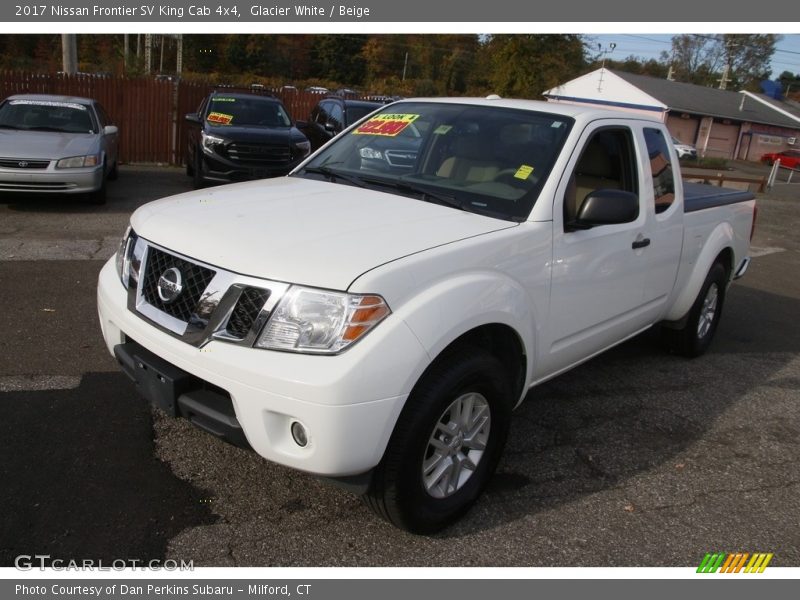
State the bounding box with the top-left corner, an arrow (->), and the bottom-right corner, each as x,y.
363,347 -> 512,533
664,262 -> 728,357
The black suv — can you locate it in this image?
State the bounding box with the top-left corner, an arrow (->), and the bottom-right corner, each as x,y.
305,97 -> 383,152
185,92 -> 311,187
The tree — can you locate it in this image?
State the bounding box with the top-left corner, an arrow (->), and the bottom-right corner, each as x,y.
663,34 -> 779,89
484,35 -> 585,98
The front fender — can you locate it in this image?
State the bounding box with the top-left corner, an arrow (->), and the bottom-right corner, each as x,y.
393,271 -> 536,402
665,221 -> 735,322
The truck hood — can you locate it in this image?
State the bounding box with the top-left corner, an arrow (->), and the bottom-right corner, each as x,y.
131,177 -> 517,290
0,130 -> 98,160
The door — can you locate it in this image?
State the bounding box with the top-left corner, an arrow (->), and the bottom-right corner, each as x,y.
543,123 -> 652,375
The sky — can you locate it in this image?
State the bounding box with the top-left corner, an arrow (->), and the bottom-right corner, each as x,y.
592,33 -> 800,78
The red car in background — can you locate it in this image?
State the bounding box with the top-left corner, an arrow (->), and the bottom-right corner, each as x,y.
761,149 -> 800,168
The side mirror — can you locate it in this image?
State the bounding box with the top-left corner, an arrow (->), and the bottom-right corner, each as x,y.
185,113 -> 201,124
295,119 -> 308,130
571,189 -> 639,229
324,121 -> 337,133
103,125 -> 118,135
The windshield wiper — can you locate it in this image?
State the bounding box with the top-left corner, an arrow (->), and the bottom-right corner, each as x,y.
393,180 -> 466,211
301,165 -> 368,189
26,126 -> 70,133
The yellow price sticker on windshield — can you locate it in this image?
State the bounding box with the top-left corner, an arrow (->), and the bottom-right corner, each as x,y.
514,164 -> 534,180
207,112 -> 233,125
353,114 -> 419,137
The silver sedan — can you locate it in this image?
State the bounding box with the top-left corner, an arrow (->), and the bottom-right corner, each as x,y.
0,94 -> 119,204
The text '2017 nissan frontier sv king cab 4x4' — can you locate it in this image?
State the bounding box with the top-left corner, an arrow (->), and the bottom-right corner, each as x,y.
98,98 -> 756,533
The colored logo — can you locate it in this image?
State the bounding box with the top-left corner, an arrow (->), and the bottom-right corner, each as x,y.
697,552 -> 774,573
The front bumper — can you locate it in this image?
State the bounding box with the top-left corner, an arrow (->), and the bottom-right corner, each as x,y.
97,258 -> 426,476
0,164 -> 103,194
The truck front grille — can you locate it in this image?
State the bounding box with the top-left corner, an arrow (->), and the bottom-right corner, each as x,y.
141,247 -> 216,323
226,287 -> 271,339
226,143 -> 292,165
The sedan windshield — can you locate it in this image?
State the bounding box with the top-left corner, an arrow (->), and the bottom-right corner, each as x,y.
0,100 -> 96,133
296,101 -> 573,221
205,96 -> 292,127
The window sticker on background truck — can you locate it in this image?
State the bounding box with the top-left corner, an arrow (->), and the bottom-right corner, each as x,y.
353,114 -> 419,137
207,112 -> 233,125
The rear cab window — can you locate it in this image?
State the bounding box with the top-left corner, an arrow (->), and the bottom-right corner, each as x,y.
643,127 -> 676,214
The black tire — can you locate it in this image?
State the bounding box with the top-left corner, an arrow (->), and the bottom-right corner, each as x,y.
88,173 -> 107,205
192,153 -> 205,189
664,262 -> 728,358
363,347 -> 513,534
107,160 -> 119,181
185,152 -> 194,176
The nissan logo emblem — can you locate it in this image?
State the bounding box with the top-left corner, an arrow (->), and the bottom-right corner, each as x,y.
157,267 -> 184,303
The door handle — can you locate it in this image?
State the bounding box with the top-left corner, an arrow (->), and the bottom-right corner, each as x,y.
632,237 -> 651,249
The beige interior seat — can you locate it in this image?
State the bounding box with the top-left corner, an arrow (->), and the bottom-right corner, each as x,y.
437,136 -> 500,183
565,140 -> 621,221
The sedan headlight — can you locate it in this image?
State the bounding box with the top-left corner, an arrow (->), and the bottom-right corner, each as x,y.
256,286 -> 390,354
201,132 -> 226,154
115,226 -> 140,289
359,147 -> 383,160
56,154 -> 100,168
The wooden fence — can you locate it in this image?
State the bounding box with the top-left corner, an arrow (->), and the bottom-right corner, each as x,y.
1,71 -> 337,166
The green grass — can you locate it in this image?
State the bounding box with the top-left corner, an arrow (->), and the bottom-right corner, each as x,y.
679,156 -> 729,170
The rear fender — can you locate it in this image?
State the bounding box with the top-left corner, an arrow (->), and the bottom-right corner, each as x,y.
664,221 -> 735,322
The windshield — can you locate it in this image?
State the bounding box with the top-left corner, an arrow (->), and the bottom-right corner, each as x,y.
0,100 -> 96,133
205,96 -> 292,127
345,104 -> 380,126
296,101 -> 573,221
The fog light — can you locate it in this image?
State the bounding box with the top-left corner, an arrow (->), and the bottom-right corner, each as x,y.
290,421 -> 308,447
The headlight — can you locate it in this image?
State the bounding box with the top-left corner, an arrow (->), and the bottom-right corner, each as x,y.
201,132 -> 226,154
256,286 -> 390,354
359,147 -> 383,160
295,140 -> 311,157
114,226 -> 140,289
56,154 -> 100,168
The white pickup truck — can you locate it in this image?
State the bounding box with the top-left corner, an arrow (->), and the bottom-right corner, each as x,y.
98,98 -> 756,533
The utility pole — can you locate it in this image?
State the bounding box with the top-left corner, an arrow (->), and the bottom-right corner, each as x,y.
61,34 -> 77,74
144,34 -> 152,74
176,34 -> 183,75
666,50 -> 675,81
718,38 -> 737,90
402,51 -> 408,81
123,34 -> 129,70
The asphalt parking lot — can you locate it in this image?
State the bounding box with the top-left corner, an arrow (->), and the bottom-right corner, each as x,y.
1,164 -> 798,567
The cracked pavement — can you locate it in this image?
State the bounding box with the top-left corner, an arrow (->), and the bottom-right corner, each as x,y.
1,165 -> 798,567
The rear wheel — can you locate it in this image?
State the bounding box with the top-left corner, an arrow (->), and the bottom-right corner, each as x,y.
363,347 -> 512,533
664,262 -> 728,357
107,160 -> 119,181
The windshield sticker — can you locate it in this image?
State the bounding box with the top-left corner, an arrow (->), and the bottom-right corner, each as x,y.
207,112 -> 233,125
514,164 -> 534,180
433,125 -> 452,135
10,100 -> 87,110
353,114 -> 419,137
212,98 -> 237,103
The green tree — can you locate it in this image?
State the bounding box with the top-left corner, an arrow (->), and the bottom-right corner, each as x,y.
485,35 -> 585,98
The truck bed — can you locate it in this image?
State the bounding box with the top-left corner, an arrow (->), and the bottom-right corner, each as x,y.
683,182 -> 755,213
